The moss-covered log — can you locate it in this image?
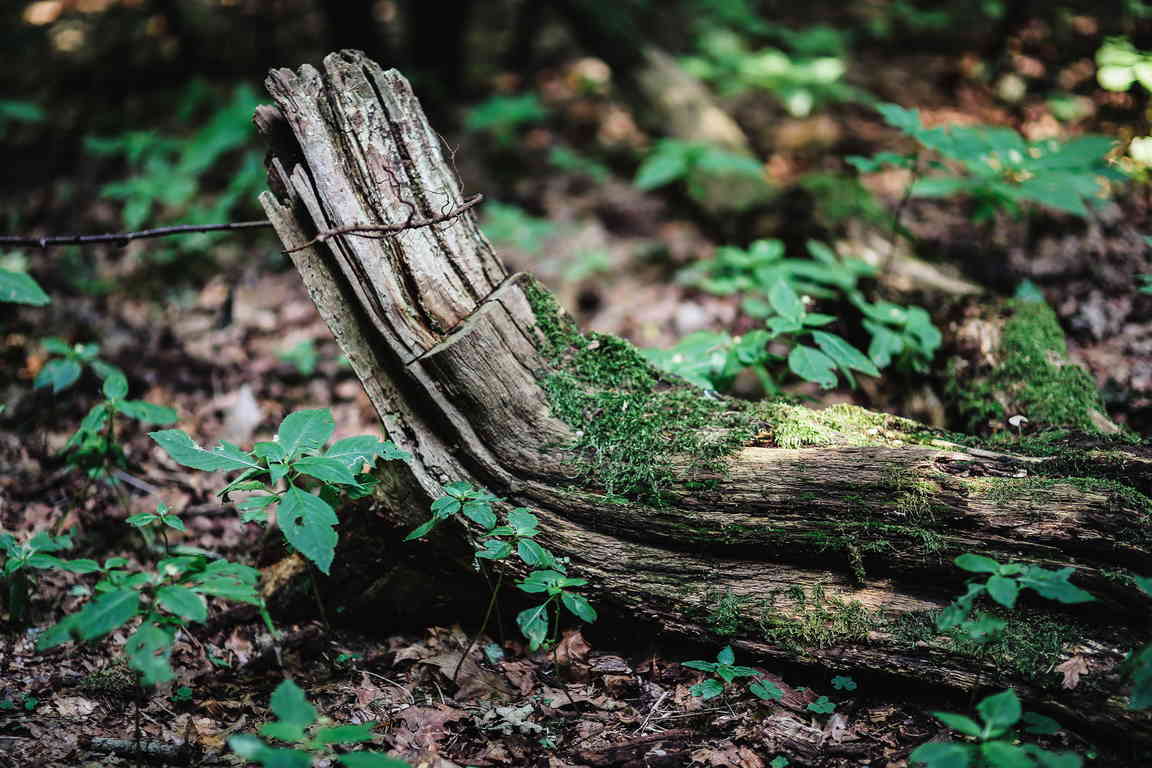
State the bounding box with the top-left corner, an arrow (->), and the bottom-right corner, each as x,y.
254,51 -> 1152,746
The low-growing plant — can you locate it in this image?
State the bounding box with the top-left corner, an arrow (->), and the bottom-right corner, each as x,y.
852,103 -> 1120,220
646,239 -> 940,392
0,262 -> 50,306
404,483 -> 598,651
1,531 -> 100,627
149,408 -> 409,575
910,689 -> 1081,768
634,139 -> 767,202
229,678 -> 407,767
1096,37 -> 1152,93
465,92 -> 548,144
1123,575 -> 1152,710
279,339 -> 319,376
36,547 -> 272,686
34,338 -> 118,394
682,645 -> 784,702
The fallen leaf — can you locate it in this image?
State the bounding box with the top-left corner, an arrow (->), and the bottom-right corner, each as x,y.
1056,655 -> 1089,689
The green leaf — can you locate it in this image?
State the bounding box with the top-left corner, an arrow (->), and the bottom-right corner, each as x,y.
1019,568 -> 1094,604
276,408 -> 335,459
691,678 -> 726,699
787,345 -> 838,388
749,679 -> 784,701
1020,711 -> 1062,735
102,371 -> 128,400
126,513 -> 159,527
460,501 -> 498,530
811,331 -> 880,377
931,712 -> 982,738
682,660 -> 717,672
253,441 -> 286,462
561,591 -> 598,623
768,280 -> 805,322
976,689 -> 1022,735
507,508 -> 539,536
35,359 -> 82,393
830,675 -> 857,691
1025,749 -> 1082,768
954,553 -> 1000,574
116,400 -> 178,424
717,646 -> 735,665
125,622 -> 174,686
269,678 -> 317,728
909,741 -> 971,768
516,539 -> 555,569
75,589 -> 140,640
635,143 -> 691,189
0,268 -> 50,305
403,518 -> 439,541
315,723 -> 375,744
475,539 -> 513,560
338,753 -> 411,768
517,603 -> 551,650
149,430 -> 261,472
156,585 -> 207,622
324,436 -> 399,470
985,575 -> 1019,609
979,742 -> 1034,768
807,696 -> 836,714
292,456 -> 360,486
36,614 -> 80,650
277,487 -> 338,574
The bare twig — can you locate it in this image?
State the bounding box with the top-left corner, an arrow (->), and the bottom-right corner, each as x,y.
0,220 -> 271,249
283,193 -> 484,254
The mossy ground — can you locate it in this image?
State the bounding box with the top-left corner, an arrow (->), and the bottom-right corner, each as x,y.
524,278 -> 771,501
950,300 -> 1107,433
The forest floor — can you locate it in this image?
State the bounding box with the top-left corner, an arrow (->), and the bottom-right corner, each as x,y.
4,19 -> 1152,768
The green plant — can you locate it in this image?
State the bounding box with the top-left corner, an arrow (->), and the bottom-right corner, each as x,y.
1139,274 -> 1152,295
34,338 -> 118,394
682,645 -> 784,702
0,693 -> 39,712
1,531 -> 100,627
910,689 -> 1081,768
647,239 -> 939,391
1123,575 -> 1152,710
807,696 -> 836,714
831,675 -> 857,691
634,139 -> 767,202
171,685 -> 194,704
481,203 -> 557,254
1096,37 -> 1152,93
150,409 -> 408,575
682,26 -> 864,117
63,369 -> 178,478
280,340 -> 319,376
404,485 -> 597,651
937,553 -> 1094,643
85,83 -> 266,263
0,99 -> 45,139
464,92 -> 548,144
855,104 -> 1120,219
0,264 -> 50,306
229,678 -> 407,767
548,145 -> 611,182
37,550 -> 271,686
769,757 -> 790,768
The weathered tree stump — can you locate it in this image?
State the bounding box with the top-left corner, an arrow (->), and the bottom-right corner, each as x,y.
254,51 -> 1151,745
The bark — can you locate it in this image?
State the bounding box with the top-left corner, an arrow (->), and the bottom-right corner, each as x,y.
253,51 -> 1152,745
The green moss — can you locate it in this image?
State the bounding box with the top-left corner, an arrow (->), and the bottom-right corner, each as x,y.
765,402 -> 917,449
756,584 -> 878,651
524,278 -> 768,501
950,301 -> 1106,432
702,587 -> 758,636
972,476 -> 1152,516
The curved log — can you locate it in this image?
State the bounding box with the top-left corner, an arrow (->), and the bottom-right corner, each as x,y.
254,51 -> 1152,745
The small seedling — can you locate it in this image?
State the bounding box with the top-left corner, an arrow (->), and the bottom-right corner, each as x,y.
683,645 -> 783,702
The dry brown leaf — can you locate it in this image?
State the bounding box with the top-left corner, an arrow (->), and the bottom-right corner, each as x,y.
1055,655 -> 1089,689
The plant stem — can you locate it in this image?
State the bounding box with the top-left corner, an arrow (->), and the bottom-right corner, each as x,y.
453,572 -> 504,682
308,566 -> 330,632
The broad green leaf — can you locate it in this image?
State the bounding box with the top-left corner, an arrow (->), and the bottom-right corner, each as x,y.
475,539 -> 513,560
228,734 -> 268,758
0,268 -> 50,305
561,591 -> 598,623
717,646 -> 735,665
517,603 -> 550,650
338,753 -> 411,768
768,280 -> 804,322
277,487 -> 338,574
787,345 -> 837,388
1130,645 -> 1152,709
954,553 -> 1000,574
691,678 -> 725,699
1133,575 -> 1152,598
931,712 -> 982,737
1025,749 -> 1082,768
506,508 -> 539,536
125,622 -> 174,686
35,359 -> 82,393
102,371 -> 128,400
976,689 -> 1021,735
460,501 -> 498,530
811,331 -> 881,377
292,456 -> 360,486
909,741 -> 971,768
517,539 -> 555,569
635,143 -> 691,189
253,441 -> 286,462
76,589 -> 140,640
315,723 -> 376,744
1020,711 -> 1062,735
276,409 -> 335,459
864,321 -> 904,368
807,696 -> 836,713
749,679 -> 783,701
269,678 -> 317,727
979,742 -> 1033,768
403,518 -> 439,541
805,240 -> 839,265
985,575 -> 1019,609
149,430 -> 260,472
116,400 -> 178,424
156,585 -> 208,622
831,675 -> 857,691
682,660 -> 717,672
35,614 -> 80,650
324,436 -> 387,470
1019,568 -> 1094,604
58,558 -> 101,574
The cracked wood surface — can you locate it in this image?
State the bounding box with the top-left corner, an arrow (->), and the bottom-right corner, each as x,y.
256,51 -> 1151,742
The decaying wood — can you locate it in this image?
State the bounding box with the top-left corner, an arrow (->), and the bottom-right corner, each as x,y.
254,51 -> 1152,744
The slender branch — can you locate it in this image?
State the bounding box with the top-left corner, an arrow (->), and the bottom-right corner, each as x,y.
282,193 -> 484,253
0,220 -> 272,249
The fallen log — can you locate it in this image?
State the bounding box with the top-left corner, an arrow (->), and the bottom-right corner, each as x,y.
252,51 -> 1152,746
